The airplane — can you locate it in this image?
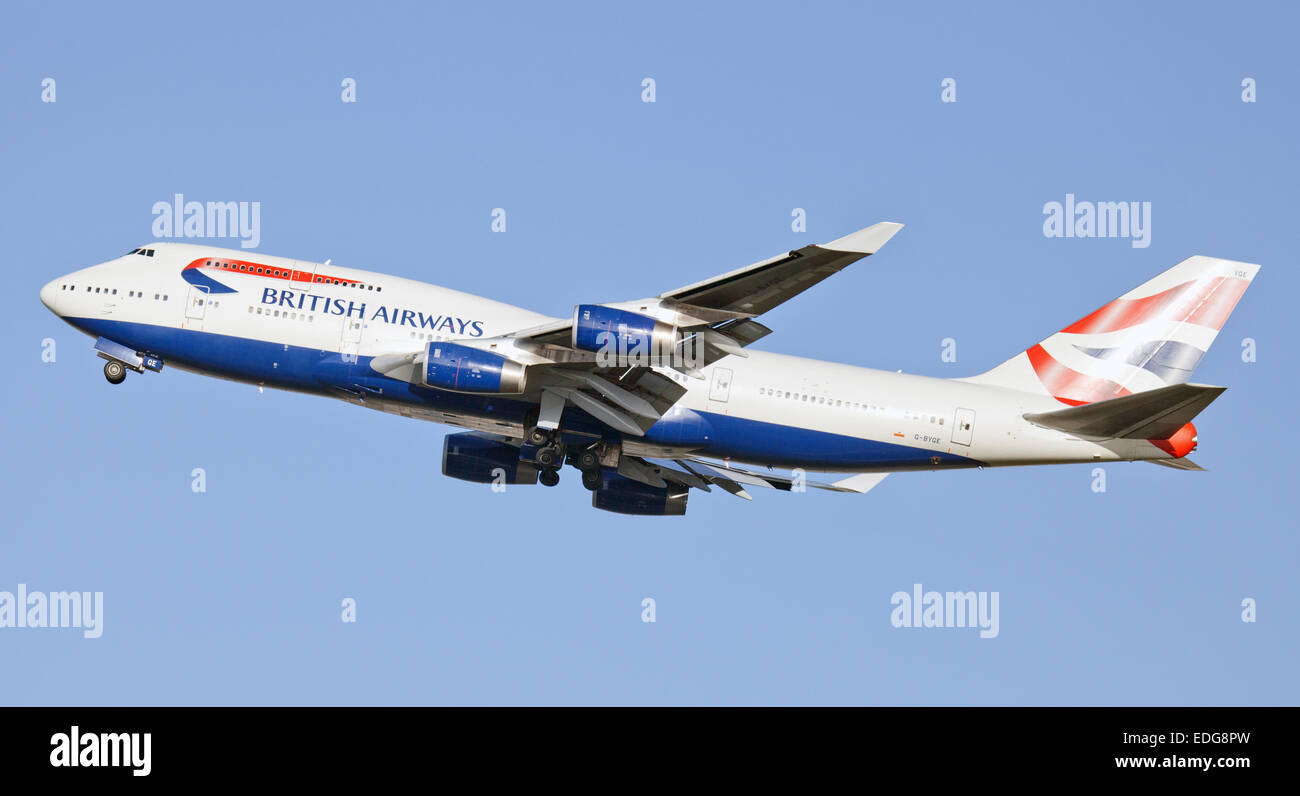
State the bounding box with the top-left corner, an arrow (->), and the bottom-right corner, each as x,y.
39,223 -> 1258,515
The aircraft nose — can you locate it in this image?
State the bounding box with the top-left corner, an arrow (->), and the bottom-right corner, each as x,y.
40,278 -> 60,312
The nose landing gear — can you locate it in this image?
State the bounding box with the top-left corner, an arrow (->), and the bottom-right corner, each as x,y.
103,360 -> 127,385
94,338 -> 164,385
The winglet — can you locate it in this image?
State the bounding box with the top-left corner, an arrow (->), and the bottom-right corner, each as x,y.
822,222 -> 903,254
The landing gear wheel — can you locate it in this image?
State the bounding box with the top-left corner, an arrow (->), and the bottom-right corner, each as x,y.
527,426 -> 552,446
536,446 -> 561,468
104,360 -> 127,385
539,468 -> 560,487
578,448 -> 601,471
581,469 -> 602,491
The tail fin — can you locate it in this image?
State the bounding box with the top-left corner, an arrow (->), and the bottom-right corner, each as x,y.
969,256 -> 1260,405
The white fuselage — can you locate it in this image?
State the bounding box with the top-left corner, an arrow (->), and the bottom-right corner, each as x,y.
39,243 -> 1175,472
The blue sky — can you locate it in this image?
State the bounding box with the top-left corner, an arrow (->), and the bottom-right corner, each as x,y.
1,1 -> 1295,705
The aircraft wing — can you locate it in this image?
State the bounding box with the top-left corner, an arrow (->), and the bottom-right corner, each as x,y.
513,221 -> 903,343
370,222 -> 902,438
657,222 -> 904,316
498,222 -> 903,434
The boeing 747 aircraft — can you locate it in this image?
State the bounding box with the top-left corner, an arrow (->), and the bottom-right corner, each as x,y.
39,223 -> 1258,515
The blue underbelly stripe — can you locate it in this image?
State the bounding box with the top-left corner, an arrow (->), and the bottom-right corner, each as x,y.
66,317 -> 983,470
654,411 -> 982,470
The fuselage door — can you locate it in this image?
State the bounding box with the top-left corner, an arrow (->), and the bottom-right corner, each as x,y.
709,367 -> 733,403
340,314 -> 364,361
185,284 -> 210,321
951,407 -> 976,446
294,260 -> 318,293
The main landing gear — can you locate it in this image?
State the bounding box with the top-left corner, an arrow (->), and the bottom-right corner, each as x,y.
528,426 -> 565,487
103,360 -> 127,385
576,444 -> 605,492
524,425 -> 610,491
577,448 -> 601,471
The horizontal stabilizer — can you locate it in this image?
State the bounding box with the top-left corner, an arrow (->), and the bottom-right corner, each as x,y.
1023,382 -> 1226,439
831,472 -> 890,494
1148,457 -> 1206,471
681,459 -> 888,494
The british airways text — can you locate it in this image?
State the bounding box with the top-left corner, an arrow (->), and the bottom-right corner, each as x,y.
261,288 -> 484,336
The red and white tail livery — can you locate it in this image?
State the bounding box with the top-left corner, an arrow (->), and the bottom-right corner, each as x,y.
972,256 -> 1259,405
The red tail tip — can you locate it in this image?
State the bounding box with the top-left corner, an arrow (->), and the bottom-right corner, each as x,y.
1151,422 -> 1198,458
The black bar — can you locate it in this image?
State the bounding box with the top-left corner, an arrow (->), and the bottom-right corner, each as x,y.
0,706 -> 1286,782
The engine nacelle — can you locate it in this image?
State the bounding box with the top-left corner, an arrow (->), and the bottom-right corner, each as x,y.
591,472 -> 688,516
423,342 -> 526,394
441,432 -> 538,484
572,304 -> 679,366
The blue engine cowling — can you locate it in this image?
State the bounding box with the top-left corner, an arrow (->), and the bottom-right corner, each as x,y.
424,342 -> 526,394
591,472 -> 688,516
571,305 -> 678,365
441,432 -> 538,485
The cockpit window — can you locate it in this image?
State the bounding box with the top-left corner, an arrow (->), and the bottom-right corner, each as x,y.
126,247 -> 156,257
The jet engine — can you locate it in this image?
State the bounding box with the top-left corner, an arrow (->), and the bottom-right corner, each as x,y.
572,304 -> 680,366
590,471 -> 688,516
423,342 -> 526,394
441,432 -> 538,484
